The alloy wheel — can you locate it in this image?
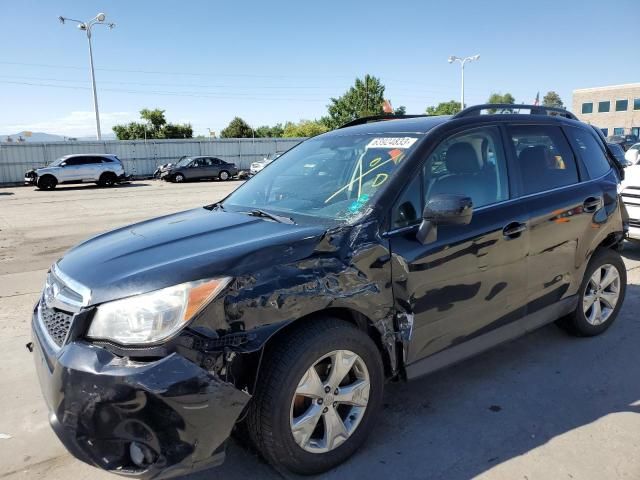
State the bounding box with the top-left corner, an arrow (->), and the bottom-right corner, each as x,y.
583,263 -> 621,325
290,350 -> 370,454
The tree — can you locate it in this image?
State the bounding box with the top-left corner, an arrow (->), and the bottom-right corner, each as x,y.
324,74 -> 388,129
255,124 -> 284,138
283,119 -> 329,138
220,117 -> 255,138
112,108 -> 193,140
393,105 -> 407,115
542,91 -> 564,109
426,100 -> 462,115
487,92 -> 515,113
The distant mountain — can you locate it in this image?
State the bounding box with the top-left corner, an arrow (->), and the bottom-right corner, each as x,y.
1,131 -> 116,142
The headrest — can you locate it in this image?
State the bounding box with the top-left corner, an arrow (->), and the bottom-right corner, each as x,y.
446,142 -> 480,174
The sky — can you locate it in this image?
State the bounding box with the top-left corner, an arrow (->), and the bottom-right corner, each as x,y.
1,0 -> 638,138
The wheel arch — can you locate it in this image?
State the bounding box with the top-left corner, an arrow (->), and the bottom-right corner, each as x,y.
238,307 -> 397,396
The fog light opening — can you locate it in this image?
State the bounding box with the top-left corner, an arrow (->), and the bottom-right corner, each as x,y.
129,442 -> 155,468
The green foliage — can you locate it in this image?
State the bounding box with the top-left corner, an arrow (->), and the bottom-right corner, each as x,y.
220,117 -> 255,138
487,92 -> 516,113
255,124 -> 284,138
283,119 -> 329,138
324,74 -> 388,129
426,100 -> 462,115
542,91 -> 564,108
112,108 -> 192,140
394,105 -> 407,115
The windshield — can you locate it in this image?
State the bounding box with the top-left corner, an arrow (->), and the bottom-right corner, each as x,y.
49,156 -> 69,167
176,156 -> 193,167
224,133 -> 422,223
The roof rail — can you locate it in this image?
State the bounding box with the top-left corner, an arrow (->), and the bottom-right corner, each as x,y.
338,114 -> 430,129
453,104 -> 578,121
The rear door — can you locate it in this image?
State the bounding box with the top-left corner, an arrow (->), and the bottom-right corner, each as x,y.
389,125 -> 530,366
505,124 -> 604,312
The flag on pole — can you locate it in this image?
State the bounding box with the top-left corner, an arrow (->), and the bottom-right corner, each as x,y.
533,92 -> 540,106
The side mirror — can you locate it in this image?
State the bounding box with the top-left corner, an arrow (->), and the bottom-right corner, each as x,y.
60,161 -> 67,167
417,194 -> 473,245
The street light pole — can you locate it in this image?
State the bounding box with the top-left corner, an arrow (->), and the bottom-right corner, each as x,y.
448,54 -> 480,109
59,13 -> 115,140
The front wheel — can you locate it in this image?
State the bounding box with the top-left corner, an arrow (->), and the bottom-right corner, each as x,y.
173,173 -> 185,183
558,248 -> 627,336
246,318 -> 383,475
218,170 -> 230,181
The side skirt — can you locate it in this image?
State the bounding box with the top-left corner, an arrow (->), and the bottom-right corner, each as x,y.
405,295 -> 578,381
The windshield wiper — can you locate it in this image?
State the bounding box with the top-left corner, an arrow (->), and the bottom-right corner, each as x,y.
245,209 -> 294,224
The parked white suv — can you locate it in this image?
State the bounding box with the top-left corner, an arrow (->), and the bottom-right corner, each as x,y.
25,154 -> 126,190
621,164 -> 640,240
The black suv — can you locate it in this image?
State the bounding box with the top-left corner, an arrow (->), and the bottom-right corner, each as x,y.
30,105 -> 627,478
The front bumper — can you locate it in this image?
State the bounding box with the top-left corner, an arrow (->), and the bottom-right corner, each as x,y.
31,305 -> 251,479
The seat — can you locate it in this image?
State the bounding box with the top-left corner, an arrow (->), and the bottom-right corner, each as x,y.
430,142 -> 494,207
518,145 -> 573,193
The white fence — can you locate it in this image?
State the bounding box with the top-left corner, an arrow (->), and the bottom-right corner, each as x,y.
0,137 -> 305,185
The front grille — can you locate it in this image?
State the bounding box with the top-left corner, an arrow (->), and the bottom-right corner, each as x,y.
40,304 -> 73,347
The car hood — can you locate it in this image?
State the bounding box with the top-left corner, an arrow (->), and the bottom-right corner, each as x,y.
57,207 -> 327,305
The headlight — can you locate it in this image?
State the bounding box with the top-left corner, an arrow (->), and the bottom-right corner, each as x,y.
87,277 -> 231,345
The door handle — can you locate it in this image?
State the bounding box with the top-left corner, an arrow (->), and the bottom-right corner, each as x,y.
583,196 -> 602,213
502,221 -> 527,239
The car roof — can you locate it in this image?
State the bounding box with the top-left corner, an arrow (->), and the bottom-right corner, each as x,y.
63,153 -> 118,158
323,116 -> 451,136
324,112 -> 588,138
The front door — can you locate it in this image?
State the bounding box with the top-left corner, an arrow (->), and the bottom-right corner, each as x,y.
389,125 -> 529,366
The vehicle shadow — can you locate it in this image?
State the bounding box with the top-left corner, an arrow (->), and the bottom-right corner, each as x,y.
183,284 -> 640,480
0,192 -> 14,196
34,183 -> 151,192
622,240 -> 640,261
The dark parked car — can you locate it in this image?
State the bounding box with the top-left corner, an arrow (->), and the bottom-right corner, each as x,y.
607,134 -> 639,151
30,105 -> 627,478
161,155 -> 238,182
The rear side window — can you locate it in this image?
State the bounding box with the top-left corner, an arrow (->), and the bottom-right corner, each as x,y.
507,125 -> 579,195
565,127 -> 611,179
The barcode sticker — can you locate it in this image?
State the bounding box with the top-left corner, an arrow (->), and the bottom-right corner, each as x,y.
366,137 -> 418,149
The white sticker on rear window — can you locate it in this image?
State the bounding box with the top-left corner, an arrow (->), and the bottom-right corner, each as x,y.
366,137 -> 418,149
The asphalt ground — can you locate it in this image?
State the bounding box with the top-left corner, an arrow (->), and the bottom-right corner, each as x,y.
1,179 -> 639,480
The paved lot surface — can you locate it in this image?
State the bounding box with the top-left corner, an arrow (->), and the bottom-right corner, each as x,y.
1,180 -> 639,480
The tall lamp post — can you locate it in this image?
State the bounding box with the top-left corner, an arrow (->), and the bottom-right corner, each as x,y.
59,13 -> 115,140
447,54 -> 480,110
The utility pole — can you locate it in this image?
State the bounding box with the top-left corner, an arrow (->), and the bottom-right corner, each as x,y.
59,13 -> 116,140
447,54 -> 480,109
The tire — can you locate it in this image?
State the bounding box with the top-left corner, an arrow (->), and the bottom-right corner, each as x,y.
218,170 -> 230,181
98,172 -> 117,187
246,318 -> 384,475
558,248 -> 627,336
173,173 -> 185,183
37,175 -> 57,190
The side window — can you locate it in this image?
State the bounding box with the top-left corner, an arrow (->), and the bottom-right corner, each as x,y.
565,127 -> 611,179
391,174 -> 422,228
212,158 -> 222,165
423,126 -> 509,209
85,157 -> 103,164
64,157 -> 85,166
507,125 -> 579,195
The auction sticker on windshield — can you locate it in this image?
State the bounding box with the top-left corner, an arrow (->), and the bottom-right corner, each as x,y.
366,137 -> 418,149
